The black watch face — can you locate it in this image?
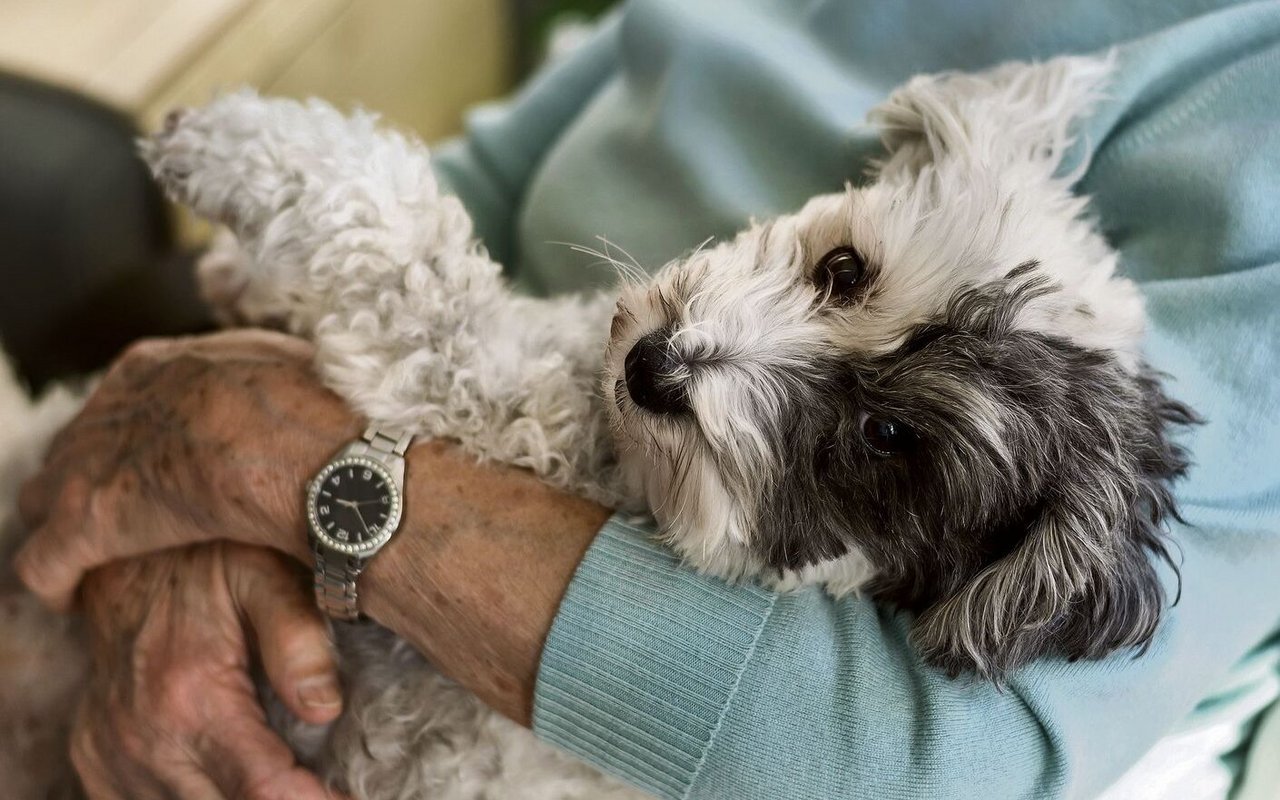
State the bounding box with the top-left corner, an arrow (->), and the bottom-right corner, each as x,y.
308,458 -> 401,553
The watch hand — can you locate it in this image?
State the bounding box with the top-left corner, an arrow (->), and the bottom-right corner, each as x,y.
351,506 -> 371,534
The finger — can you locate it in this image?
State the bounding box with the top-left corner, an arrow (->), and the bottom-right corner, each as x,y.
13,480 -> 102,612
72,706 -> 168,800
19,418 -> 126,532
219,764 -> 339,800
94,727 -> 227,800
71,729 -> 131,800
161,765 -> 228,800
17,471 -> 52,530
229,547 -> 343,725
18,400 -> 131,532
196,693 -> 340,800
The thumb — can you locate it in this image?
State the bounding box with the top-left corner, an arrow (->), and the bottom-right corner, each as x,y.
227,545 -> 344,725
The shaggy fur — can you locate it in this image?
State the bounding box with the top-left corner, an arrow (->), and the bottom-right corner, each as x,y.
1,55 -> 1196,798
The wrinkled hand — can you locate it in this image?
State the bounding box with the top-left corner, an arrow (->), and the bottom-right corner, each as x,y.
15,330 -> 359,610
74,542 -> 345,800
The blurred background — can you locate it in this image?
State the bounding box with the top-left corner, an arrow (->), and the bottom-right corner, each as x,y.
0,0 -> 613,390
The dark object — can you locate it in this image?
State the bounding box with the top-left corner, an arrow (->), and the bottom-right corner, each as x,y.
0,72 -> 212,392
508,0 -> 618,78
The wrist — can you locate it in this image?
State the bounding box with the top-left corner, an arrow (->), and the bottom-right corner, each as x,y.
265,396 -> 364,565
358,440 -> 611,724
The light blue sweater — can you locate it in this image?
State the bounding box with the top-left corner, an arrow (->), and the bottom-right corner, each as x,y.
431,1 -> 1280,797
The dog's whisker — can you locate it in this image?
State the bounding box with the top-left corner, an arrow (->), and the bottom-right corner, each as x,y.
555,240 -> 647,286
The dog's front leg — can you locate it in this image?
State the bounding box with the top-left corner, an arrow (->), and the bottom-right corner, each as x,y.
142,93 -> 510,416
144,92 -> 621,500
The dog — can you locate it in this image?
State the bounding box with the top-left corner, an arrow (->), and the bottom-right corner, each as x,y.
2,54 -> 1195,799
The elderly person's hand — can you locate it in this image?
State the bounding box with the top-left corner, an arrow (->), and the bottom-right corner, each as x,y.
15,329 -> 359,611
74,541 -> 344,800
16,327 -> 612,725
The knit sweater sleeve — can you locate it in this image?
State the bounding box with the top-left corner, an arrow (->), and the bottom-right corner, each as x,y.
536,501 -> 1280,799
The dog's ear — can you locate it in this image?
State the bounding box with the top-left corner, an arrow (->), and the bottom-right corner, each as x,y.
868,54 -> 1113,182
909,365 -> 1198,681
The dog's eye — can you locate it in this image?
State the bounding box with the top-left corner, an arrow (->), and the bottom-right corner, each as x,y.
860,411 -> 911,457
816,247 -> 868,301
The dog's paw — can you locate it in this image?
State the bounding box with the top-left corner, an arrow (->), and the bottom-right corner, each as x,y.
162,106 -> 189,134
142,90 -> 441,244
140,107 -> 193,198
141,90 -> 316,234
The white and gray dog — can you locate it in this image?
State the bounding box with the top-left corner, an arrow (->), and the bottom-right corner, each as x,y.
2,54 -> 1196,799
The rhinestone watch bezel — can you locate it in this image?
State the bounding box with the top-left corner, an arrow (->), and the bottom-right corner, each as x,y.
306,455 -> 403,556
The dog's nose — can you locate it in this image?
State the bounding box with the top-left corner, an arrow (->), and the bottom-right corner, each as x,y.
624,331 -> 689,415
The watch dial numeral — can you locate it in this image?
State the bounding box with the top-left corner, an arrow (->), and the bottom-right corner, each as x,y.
315,461 -> 396,547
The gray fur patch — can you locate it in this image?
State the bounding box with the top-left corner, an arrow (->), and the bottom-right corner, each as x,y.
748,272 -> 1198,678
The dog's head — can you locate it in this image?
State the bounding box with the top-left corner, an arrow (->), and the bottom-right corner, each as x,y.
603,56 -> 1197,679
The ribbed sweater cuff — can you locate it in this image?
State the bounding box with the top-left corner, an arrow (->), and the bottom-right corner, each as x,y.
533,514 -> 777,799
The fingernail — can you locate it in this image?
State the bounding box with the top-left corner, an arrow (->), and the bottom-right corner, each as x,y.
297,675 -> 342,711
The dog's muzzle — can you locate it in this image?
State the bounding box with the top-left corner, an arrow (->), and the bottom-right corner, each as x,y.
624,330 -> 689,415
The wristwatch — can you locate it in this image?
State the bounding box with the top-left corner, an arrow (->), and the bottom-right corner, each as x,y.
305,426 -> 414,621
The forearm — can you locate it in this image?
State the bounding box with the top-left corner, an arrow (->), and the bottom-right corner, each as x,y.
359,439 -> 611,724
262,383 -> 611,724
